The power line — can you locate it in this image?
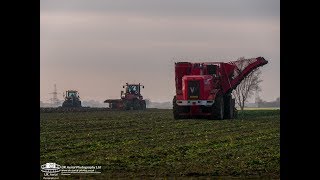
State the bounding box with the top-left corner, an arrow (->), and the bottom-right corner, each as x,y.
49,84 -> 61,107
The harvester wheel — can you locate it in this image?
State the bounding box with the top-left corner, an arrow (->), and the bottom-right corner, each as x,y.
223,94 -> 233,119
173,96 -> 181,120
233,107 -> 238,118
210,96 -> 224,120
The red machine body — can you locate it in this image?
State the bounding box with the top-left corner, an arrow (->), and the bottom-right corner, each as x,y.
104,83 -> 146,110
173,57 -> 268,119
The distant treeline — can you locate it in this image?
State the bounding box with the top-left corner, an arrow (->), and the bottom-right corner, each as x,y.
257,97 -> 280,108
41,97 -> 279,109
40,100 -> 108,108
145,99 -> 171,109
244,97 -> 280,108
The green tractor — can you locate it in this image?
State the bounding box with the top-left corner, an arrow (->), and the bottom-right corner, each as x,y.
62,90 -> 82,108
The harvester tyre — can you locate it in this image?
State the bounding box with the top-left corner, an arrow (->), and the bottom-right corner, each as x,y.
223,94 -> 233,119
209,96 -> 224,120
233,107 -> 238,118
173,96 -> 181,120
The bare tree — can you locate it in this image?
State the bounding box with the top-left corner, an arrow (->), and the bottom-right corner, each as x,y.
232,57 -> 263,110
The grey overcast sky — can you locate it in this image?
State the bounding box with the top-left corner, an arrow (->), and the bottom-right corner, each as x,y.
41,0 -> 280,103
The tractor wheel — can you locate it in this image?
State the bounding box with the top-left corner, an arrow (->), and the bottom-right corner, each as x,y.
124,100 -> 131,110
173,96 -> 181,120
62,101 -> 67,108
62,100 -> 71,108
209,95 -> 224,120
77,100 -> 82,108
133,99 -> 141,110
141,100 -> 146,110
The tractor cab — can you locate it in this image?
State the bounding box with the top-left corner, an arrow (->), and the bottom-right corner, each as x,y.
121,83 -> 144,98
65,90 -> 80,99
126,85 -> 139,95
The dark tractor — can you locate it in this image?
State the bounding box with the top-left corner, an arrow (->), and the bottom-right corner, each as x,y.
62,90 -> 82,108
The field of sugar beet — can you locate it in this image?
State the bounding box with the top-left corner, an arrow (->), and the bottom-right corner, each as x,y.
40,109 -> 280,179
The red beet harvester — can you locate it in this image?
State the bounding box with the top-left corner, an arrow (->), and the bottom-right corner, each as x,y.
173,57 -> 268,119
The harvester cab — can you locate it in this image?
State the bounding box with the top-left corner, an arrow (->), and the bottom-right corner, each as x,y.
62,90 -> 82,108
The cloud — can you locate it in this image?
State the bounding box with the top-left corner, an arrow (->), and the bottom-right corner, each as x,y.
41,0 -> 279,18
41,0 -> 279,102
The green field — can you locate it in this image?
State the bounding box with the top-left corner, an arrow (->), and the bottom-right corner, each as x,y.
40,109 -> 280,179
